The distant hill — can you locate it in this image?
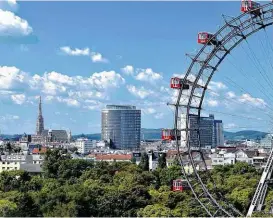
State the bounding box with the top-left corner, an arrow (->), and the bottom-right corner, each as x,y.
73,129 -> 162,141
73,133 -> 101,140
223,130 -> 268,140
73,129 -> 268,141
1,129 -> 268,141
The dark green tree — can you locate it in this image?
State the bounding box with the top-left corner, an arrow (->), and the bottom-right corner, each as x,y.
158,152 -> 167,169
42,148 -> 71,178
139,152 -> 149,171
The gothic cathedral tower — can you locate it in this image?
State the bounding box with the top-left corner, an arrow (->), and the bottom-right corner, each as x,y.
36,96 -> 44,135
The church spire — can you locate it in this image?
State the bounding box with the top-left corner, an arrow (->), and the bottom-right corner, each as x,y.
36,96 -> 44,135
38,96 -> 42,115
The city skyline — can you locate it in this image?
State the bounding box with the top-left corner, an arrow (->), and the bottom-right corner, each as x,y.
0,1 -> 272,134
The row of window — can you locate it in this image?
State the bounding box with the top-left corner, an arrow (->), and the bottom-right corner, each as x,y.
2,167 -> 17,170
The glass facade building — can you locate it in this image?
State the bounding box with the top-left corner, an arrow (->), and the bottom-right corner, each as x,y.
186,114 -> 224,149
101,105 -> 141,149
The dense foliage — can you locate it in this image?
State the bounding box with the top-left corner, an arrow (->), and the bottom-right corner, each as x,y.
0,148 -> 267,217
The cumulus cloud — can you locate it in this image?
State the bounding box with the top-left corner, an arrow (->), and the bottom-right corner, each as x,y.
226,91 -> 236,99
91,52 -> 108,63
56,97 -> 80,107
7,0 -> 17,6
121,65 -> 134,75
0,9 -> 32,36
29,70 -> 125,95
11,94 -> 25,104
209,81 -> 227,90
46,71 -> 74,85
68,90 -> 105,99
0,66 -> 26,89
127,85 -> 154,99
88,71 -> 125,89
83,100 -> 104,111
207,99 -> 219,107
60,46 -> 108,63
60,46 -> 89,56
143,108 -> 156,114
135,68 -> 162,83
1,65 -> 127,110
239,94 -> 266,107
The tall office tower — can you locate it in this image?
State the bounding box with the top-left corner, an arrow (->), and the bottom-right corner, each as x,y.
181,114 -> 219,148
101,105 -> 141,150
214,119 -> 224,147
36,96 -> 44,135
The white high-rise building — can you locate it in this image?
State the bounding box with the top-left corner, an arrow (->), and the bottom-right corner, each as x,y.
75,138 -> 95,154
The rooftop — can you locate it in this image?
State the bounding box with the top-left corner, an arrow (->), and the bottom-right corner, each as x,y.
105,105 -> 137,110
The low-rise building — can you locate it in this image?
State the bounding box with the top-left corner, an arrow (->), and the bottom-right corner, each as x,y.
211,148 -> 267,168
0,152 -> 44,173
95,154 -> 132,162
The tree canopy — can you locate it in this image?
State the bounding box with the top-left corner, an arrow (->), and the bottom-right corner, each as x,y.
0,148 -> 265,217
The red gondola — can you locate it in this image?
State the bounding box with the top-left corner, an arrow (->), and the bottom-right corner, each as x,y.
172,179 -> 189,192
198,32 -> 219,46
161,129 -> 180,140
162,129 -> 175,140
170,77 -> 181,89
170,77 -> 190,89
241,0 -> 260,15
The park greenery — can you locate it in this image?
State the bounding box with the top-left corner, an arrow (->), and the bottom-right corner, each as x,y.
0,148 -> 270,217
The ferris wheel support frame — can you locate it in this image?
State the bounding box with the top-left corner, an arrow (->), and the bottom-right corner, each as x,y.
174,2 -> 273,217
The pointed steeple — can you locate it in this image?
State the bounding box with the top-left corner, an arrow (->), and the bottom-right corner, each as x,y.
36,96 -> 44,135
38,96 -> 42,115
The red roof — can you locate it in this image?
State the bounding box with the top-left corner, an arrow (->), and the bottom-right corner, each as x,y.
32,147 -> 47,154
95,154 -> 132,161
167,150 -> 178,158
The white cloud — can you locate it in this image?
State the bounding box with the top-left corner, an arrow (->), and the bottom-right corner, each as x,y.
0,9 -> 32,36
0,114 -> 19,121
143,108 -> 156,114
0,66 -> 26,89
207,99 -> 218,107
11,94 -> 25,104
91,52 -> 108,63
121,65 -> 134,75
56,97 -> 80,107
68,90 -> 105,99
47,71 -> 74,85
209,81 -> 227,90
226,91 -> 236,99
88,71 -> 125,89
7,0 -> 17,6
60,46 -> 108,63
44,95 -> 54,101
135,68 -> 162,83
83,99 -> 103,111
60,46 -> 89,56
12,115 -> 19,119
127,85 -> 153,99
239,93 -> 266,107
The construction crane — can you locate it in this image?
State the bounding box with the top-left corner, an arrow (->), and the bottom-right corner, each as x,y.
247,149 -> 273,216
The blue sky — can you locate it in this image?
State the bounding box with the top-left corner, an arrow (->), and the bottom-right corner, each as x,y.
0,0 -> 273,134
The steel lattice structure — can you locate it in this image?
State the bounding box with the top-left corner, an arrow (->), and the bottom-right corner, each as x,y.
173,2 -> 273,217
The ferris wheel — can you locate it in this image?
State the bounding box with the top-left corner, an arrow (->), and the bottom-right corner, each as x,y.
162,0 -> 273,217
